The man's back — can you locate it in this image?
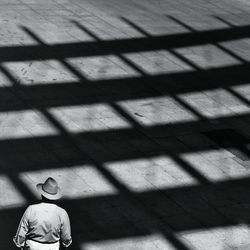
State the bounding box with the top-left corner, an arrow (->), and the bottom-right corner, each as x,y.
14,202 -> 72,248
26,203 -> 69,243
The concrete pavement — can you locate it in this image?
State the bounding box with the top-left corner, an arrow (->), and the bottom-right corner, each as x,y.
1,0 -> 250,249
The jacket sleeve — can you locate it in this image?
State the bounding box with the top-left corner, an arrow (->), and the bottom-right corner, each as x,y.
60,210 -> 72,247
13,206 -> 31,248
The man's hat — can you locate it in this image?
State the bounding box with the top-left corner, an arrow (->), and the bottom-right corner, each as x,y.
36,177 -> 62,200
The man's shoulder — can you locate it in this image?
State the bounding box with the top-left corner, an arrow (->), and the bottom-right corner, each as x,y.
56,205 -> 68,215
27,203 -> 42,209
25,204 -> 35,210
24,203 -> 40,213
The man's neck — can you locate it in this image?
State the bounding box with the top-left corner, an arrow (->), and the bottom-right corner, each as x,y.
41,196 -> 56,204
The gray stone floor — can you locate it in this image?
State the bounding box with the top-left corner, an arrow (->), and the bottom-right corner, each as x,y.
1,0 -> 250,249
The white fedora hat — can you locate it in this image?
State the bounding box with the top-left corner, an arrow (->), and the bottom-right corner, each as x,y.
36,177 -> 62,200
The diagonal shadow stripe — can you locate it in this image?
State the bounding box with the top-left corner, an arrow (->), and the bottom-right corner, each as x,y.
1,24 -> 250,62
0,111 -> 249,173
0,62 -> 250,112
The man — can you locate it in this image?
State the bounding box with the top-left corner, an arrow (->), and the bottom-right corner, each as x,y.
13,177 -> 72,250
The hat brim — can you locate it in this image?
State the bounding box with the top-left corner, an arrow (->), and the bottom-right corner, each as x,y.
36,183 -> 62,200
